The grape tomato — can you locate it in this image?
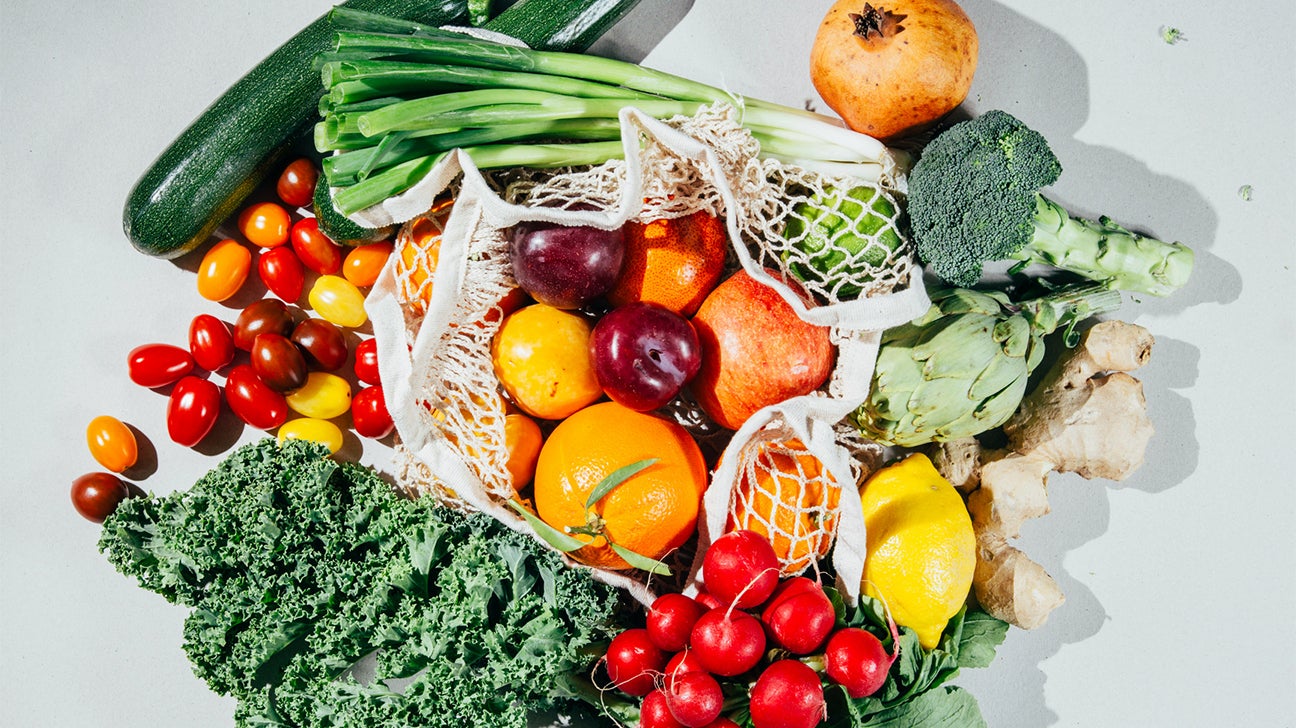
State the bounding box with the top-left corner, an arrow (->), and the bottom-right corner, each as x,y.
291,218 -> 343,274
353,337 -> 380,385
238,202 -> 291,248
342,242 -> 393,288
234,299 -> 295,351
189,314 -> 235,372
351,385 -> 393,439
71,472 -> 130,523
278,417 -> 344,455
167,376 -> 221,447
250,333 -> 307,393
258,246 -> 305,303
309,275 -> 367,328
276,158 -> 318,209
285,372 -> 351,419
86,415 -> 138,473
225,364 -> 289,430
196,239 -> 252,302
128,343 -> 194,388
291,318 -> 348,371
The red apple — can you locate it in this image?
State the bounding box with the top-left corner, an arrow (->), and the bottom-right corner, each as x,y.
689,270 -> 834,430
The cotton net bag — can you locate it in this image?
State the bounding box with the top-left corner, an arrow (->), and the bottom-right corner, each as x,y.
356,103 -> 930,605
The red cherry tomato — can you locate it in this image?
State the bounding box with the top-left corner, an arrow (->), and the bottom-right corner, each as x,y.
291,318 -> 349,371
189,314 -> 236,372
342,242 -> 394,288
251,333 -> 308,392
71,472 -> 130,523
351,385 -> 394,439
234,299 -> 295,351
277,158 -> 319,209
291,218 -> 344,274
238,202 -> 291,248
86,415 -> 138,473
258,246 -> 306,303
128,343 -> 195,388
167,376 -> 221,446
224,364 -> 289,430
354,337 -> 381,385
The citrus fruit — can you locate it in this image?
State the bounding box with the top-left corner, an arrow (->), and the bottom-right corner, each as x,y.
534,401 -> 708,570
727,438 -> 841,575
394,198 -> 453,316
607,211 -> 728,316
504,413 -> 543,488
858,453 -> 975,649
491,303 -> 603,420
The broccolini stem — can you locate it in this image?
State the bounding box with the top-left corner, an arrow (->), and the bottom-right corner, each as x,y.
1018,281 -> 1123,346
1018,195 -> 1194,297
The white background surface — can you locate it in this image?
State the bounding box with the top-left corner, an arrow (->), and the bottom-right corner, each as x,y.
2,1 -> 1293,726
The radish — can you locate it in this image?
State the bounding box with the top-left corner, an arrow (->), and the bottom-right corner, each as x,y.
665,671 -> 724,727
693,588 -> 723,610
690,607 -> 766,676
702,719 -> 740,728
761,577 -> 836,655
605,628 -> 666,696
664,649 -> 707,690
824,627 -> 893,698
648,593 -> 706,652
748,659 -> 826,728
640,689 -> 684,728
702,530 -> 780,608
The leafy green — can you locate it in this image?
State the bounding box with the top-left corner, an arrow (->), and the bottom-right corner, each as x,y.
99,439 -> 624,728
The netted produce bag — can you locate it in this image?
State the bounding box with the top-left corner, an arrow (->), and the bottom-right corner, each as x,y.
358,104 -> 931,604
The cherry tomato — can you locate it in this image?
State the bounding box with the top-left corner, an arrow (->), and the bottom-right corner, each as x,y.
128,343 -> 194,388
224,364 -> 289,430
354,337 -> 381,385
309,275 -> 368,328
291,318 -> 348,371
238,201 -> 291,248
71,472 -> 130,523
342,242 -> 394,288
234,299 -> 295,351
189,314 -> 236,372
278,418 -> 344,455
258,246 -> 305,303
286,372 -> 351,419
86,415 -> 138,473
291,218 -> 343,274
196,239 -> 252,301
167,376 -> 221,447
251,333 -> 308,392
351,385 -> 393,439
276,158 -> 319,209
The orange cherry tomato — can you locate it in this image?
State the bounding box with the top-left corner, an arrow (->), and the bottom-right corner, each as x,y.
196,239 -> 252,302
86,415 -> 138,473
342,242 -> 394,288
238,202 -> 291,248
277,158 -> 319,209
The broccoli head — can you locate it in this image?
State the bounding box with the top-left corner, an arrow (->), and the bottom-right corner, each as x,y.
907,110 -> 1193,296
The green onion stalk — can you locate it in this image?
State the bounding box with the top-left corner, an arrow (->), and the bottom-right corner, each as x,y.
316,8 -> 904,215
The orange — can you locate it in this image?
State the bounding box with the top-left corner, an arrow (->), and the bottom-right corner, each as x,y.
607,211 -> 729,316
504,413 -> 544,488
534,401 -> 708,570
727,438 -> 841,575
394,198 -> 453,316
491,304 -> 604,420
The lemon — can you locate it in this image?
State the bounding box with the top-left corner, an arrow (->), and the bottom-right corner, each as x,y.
859,453 -> 975,649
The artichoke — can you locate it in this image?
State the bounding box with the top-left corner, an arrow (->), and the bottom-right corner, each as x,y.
854,284 -> 1122,447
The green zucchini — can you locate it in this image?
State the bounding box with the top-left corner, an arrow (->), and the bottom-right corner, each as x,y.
123,0 -> 469,259
483,0 -> 645,52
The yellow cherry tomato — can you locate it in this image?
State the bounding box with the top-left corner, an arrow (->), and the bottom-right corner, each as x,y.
238,202 -> 291,248
342,242 -> 394,288
309,275 -> 368,328
196,239 -> 252,302
86,415 -> 138,473
285,372 -> 352,419
277,417 -> 344,455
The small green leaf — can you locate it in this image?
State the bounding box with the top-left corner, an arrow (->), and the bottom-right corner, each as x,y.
506,499 -> 586,553
584,458 -> 659,510
609,543 -> 672,576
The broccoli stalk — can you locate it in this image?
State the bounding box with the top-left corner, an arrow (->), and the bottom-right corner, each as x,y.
907,110 -> 1194,297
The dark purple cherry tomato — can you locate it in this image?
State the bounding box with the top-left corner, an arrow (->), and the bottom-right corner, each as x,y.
351,385 -> 393,439
167,376 -> 221,446
71,472 -> 130,523
234,299 -> 294,351
128,343 -> 195,388
189,314 -> 236,372
258,246 -> 306,303
290,318 -> 348,371
224,364 -> 289,430
251,333 -> 308,392
277,158 -> 319,209
354,337 -> 381,385
291,218 -> 344,275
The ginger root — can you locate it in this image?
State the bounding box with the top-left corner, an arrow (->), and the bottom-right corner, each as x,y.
943,321 -> 1155,629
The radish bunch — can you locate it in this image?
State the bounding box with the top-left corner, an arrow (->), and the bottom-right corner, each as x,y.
602,530 -> 899,728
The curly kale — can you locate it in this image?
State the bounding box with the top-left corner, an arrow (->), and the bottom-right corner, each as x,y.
99,439 -> 624,728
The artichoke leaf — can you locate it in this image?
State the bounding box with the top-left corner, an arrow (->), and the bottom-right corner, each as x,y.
991,314 -> 1032,359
